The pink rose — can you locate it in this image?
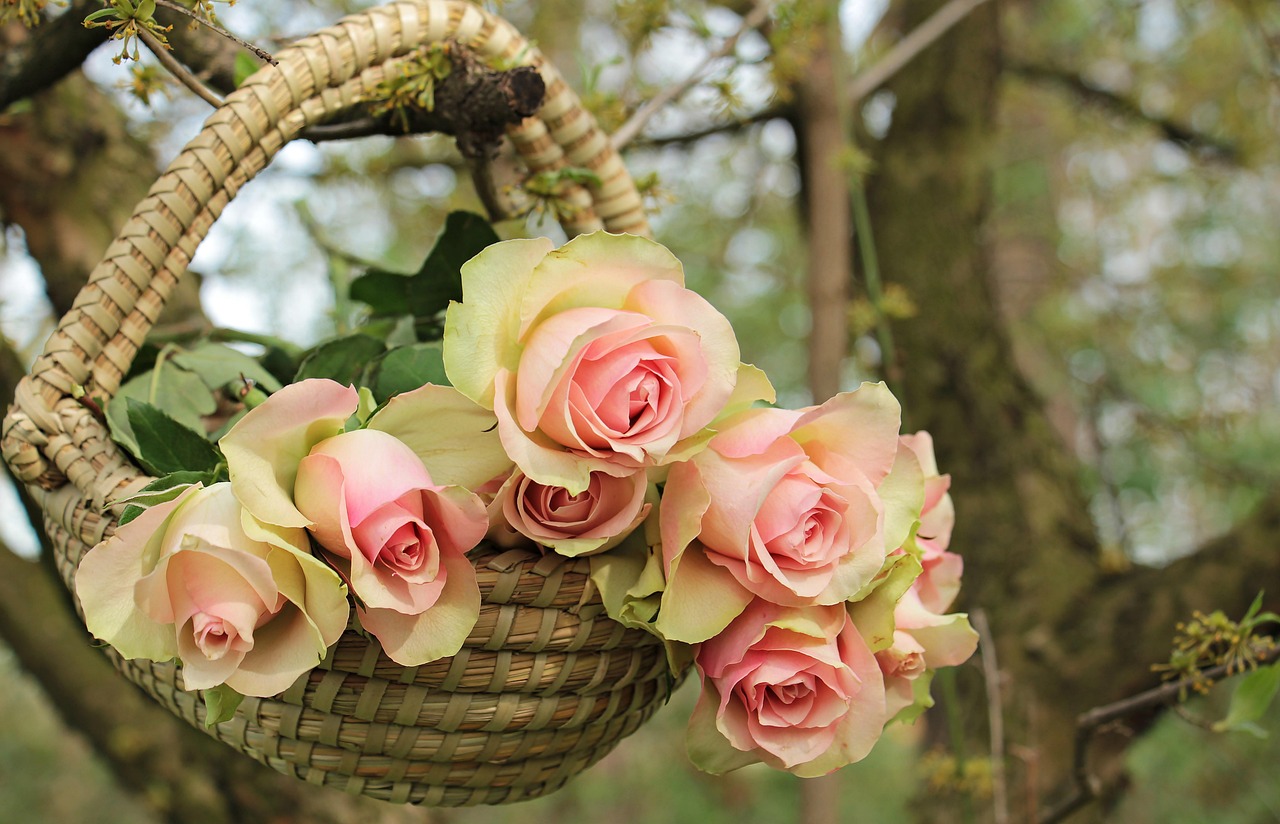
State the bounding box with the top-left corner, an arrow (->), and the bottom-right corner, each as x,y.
295,428 -> 487,665
75,483 -> 348,697
221,379 -> 509,665
488,467 -> 651,556
686,601 -> 886,777
876,433 -> 976,721
899,432 -> 954,559
878,582 -> 977,720
656,383 -> 921,643
445,232 -> 767,494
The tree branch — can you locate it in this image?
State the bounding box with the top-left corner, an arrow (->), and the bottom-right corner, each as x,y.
847,0 -> 993,104
612,0 -> 772,151
1006,58 -> 1240,162
0,0 -> 106,110
153,0 -> 274,66
140,27 -> 223,108
1038,642 -> 1280,824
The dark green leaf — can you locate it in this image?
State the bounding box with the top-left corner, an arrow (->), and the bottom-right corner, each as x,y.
126,399 -> 222,476
1214,662 -> 1280,738
294,334 -> 385,385
366,342 -> 450,403
348,211 -> 499,340
108,364 -> 218,459
260,344 -> 300,386
233,51 -> 260,87
202,683 -> 244,727
116,469 -> 215,525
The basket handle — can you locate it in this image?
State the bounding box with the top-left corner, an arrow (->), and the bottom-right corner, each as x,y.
3,0 -> 649,494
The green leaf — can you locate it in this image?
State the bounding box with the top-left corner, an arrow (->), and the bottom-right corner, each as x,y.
126,399 -> 222,476
202,683 -> 244,727
1214,662 -> 1280,738
137,0 -> 156,19
116,469 -> 215,525
349,211 -> 499,340
365,342 -> 450,403
1243,591 -> 1265,624
293,334 -> 385,385
233,51 -> 259,87
108,363 -> 218,459
171,342 -> 283,393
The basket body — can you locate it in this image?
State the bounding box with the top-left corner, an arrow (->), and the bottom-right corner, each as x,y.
3,0 -> 675,806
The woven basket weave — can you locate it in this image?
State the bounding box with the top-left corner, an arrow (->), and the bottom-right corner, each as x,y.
1,0 -> 680,806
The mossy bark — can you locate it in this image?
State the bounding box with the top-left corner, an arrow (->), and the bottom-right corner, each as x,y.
866,1 -> 1280,815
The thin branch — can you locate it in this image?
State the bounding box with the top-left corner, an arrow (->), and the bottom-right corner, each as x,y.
612,0 -> 772,151
153,0 -> 275,65
1007,58 -> 1240,162
1037,642 -> 1280,824
0,0 -> 106,110
139,27 -> 223,107
973,609 -> 1010,824
633,103 -> 790,147
847,0 -> 993,104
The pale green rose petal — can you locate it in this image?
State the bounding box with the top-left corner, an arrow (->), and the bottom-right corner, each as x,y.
242,512 -> 349,649
793,382 -> 902,487
75,486 -> 203,661
911,612 -> 979,669
588,529 -> 664,631
368,383 -> 513,490
888,670 -> 937,726
521,232 -> 684,333
221,379 -> 357,528
878,443 -> 926,552
358,550 -> 480,666
847,553 -> 924,653
717,362 -> 776,421
444,237 -> 553,408
655,548 -> 753,644
686,681 -> 762,775
222,605 -> 325,697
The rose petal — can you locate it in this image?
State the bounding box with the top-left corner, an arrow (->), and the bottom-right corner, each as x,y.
445,236 -> 555,408
221,379 -> 358,528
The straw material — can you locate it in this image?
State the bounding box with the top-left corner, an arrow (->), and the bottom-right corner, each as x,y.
2,0 -> 676,806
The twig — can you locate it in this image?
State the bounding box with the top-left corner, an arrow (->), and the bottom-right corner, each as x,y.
1007,58 -> 1239,161
153,0 -> 276,65
634,104 -> 789,147
1037,642 -> 1280,824
847,0 -> 993,104
973,609 -> 1009,824
612,0 -> 772,151
138,27 -> 223,108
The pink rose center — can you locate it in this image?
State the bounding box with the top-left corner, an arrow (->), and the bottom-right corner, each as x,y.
539,484 -> 594,523
570,341 -> 681,449
747,473 -> 851,579
191,612 -> 253,661
351,496 -> 442,585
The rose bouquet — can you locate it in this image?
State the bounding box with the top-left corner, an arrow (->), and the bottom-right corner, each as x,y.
77,218 -> 976,779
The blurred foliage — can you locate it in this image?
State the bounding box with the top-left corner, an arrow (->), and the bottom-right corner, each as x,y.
0,643 -> 160,824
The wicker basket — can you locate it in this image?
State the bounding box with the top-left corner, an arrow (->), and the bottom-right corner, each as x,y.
1,0 -> 680,806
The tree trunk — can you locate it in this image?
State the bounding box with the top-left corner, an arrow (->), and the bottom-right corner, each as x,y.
866,1 -> 1280,817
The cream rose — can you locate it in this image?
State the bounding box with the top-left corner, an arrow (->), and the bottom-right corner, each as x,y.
444,232 -> 766,494
221,379 -> 510,665
76,483 -> 348,697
